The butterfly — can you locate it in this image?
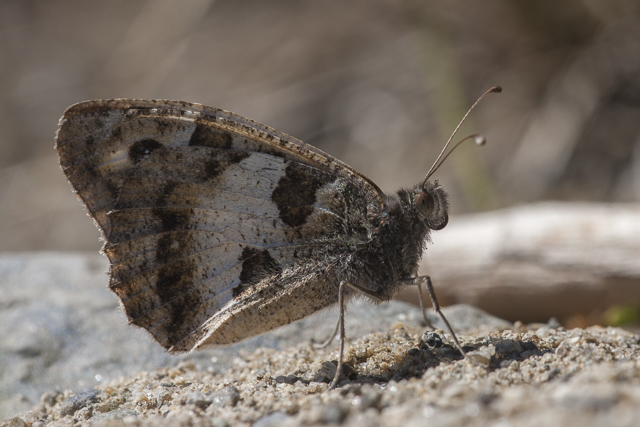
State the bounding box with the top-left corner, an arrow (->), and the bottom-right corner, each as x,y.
55,87 -> 500,389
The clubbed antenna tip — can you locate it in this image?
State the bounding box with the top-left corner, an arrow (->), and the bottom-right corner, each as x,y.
422,86 -> 502,184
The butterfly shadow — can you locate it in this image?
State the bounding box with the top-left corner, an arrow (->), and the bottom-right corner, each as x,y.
307,336 -> 555,389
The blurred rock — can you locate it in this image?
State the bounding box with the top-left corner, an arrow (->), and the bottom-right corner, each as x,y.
399,202 -> 640,324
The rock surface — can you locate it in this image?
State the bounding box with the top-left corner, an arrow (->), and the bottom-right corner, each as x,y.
7,320 -> 640,427
0,252 -> 504,421
3,253 -> 640,427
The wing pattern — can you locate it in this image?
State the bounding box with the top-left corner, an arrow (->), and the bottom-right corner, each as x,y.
56,99 -> 385,351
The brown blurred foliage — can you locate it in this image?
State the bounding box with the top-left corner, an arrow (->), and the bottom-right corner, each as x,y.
0,0 -> 639,251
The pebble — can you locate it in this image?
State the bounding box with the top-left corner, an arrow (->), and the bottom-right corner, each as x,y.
253,412 -> 290,427
186,391 -> 211,409
209,386 -> 240,408
58,391 -> 98,416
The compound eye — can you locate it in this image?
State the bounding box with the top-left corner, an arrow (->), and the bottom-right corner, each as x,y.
415,191 -> 435,217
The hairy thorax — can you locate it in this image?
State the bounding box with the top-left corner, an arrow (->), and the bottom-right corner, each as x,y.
350,186 -> 433,302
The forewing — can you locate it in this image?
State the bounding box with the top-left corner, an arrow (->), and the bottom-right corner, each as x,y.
55,99 -> 384,352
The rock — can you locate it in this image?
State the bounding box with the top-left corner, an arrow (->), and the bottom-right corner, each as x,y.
89,409 -> 137,424
185,391 -> 211,410
466,345 -> 495,366
419,331 -> 443,349
552,383 -> 619,410
315,361 -> 337,383
406,203 -> 640,324
304,401 -> 351,424
351,385 -> 382,411
434,304 -> 512,333
274,375 -> 300,385
0,418 -> 28,427
209,386 -> 240,408
253,412 -> 291,427
0,252 -> 510,420
59,391 -> 98,416
7,321 -> 640,427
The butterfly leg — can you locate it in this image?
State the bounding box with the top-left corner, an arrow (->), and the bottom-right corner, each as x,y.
325,280 -> 390,390
327,280 -> 348,391
403,275 -> 466,358
314,314 -> 340,349
416,283 -> 435,329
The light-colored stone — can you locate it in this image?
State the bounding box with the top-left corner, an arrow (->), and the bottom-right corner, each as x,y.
0,252 -> 507,420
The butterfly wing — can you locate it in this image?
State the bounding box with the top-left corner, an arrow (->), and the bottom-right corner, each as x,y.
56,99 -> 385,352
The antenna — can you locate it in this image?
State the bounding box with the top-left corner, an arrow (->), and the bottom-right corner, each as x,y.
422,86 -> 502,186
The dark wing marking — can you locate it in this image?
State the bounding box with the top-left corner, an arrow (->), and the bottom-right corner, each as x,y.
56,99 -> 384,351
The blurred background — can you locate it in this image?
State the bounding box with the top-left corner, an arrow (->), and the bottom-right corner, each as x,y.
1,0 -> 639,251
4,1 -> 640,420
1,0 -> 640,321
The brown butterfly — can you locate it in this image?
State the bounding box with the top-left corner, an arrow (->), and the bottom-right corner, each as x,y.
55,87 -> 500,389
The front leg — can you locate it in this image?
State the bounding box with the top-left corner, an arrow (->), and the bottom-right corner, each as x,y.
403,275 -> 466,358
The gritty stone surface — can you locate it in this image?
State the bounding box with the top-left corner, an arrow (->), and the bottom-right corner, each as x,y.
5,321 -> 640,427
3,253 -> 640,426
0,252 -> 506,422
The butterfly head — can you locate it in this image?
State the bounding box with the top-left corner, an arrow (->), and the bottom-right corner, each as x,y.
411,87 -> 501,231
412,85 -> 501,232
414,179 -> 449,230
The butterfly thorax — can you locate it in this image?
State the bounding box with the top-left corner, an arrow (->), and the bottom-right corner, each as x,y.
349,180 -> 449,301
